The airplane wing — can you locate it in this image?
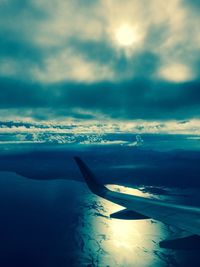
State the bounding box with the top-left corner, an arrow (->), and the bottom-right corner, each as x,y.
74,157 -> 200,240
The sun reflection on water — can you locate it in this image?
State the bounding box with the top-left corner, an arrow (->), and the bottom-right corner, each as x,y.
106,184 -> 153,197
77,185 -> 173,267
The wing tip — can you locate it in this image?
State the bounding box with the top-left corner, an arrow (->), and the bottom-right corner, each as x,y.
74,156 -> 108,197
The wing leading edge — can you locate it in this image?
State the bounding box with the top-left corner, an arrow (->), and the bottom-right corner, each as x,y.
74,157 -> 200,237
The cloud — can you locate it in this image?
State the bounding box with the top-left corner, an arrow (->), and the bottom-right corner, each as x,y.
159,63 -> 194,82
182,0 -> 200,10
1,0 -> 199,82
0,119 -> 200,144
0,77 -> 200,121
0,0 -> 199,122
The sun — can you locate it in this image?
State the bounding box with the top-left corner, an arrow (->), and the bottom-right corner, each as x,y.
115,24 -> 140,47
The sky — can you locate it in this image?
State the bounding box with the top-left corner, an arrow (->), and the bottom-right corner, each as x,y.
0,0 -> 200,133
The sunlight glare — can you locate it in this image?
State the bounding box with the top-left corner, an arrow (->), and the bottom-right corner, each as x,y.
115,24 -> 141,47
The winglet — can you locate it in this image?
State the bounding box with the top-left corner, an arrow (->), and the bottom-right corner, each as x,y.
74,157 -> 108,197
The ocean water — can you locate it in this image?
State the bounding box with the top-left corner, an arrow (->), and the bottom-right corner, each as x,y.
0,134 -> 200,266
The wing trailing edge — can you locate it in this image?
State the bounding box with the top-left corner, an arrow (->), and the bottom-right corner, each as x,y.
110,209 -> 150,220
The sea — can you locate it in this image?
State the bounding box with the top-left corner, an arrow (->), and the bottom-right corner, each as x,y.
0,133 -> 200,266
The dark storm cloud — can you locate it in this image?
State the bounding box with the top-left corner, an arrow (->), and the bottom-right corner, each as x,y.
69,38 -> 160,80
183,0 -> 200,9
0,34 -> 43,63
69,38 -> 115,65
0,0 -> 46,19
0,78 -> 48,108
0,77 -> 200,120
59,79 -> 200,120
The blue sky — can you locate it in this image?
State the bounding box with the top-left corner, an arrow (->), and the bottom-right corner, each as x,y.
0,0 -> 200,132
